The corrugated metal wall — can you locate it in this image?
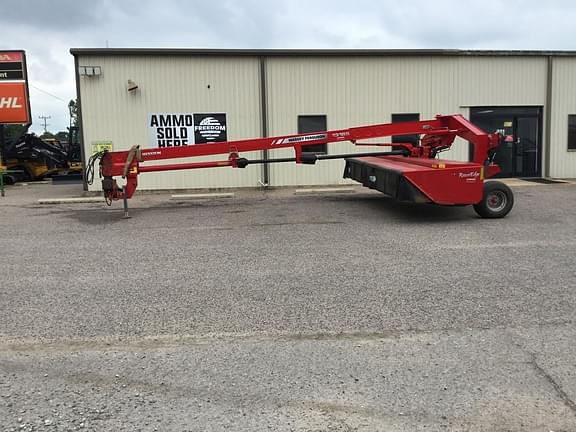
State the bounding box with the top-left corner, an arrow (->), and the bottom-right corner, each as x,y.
79,55 -> 262,191
78,52 -> 576,190
265,56 -> 548,186
550,57 -> 576,178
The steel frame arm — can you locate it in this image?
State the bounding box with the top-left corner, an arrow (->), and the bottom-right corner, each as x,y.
98,114 -> 500,201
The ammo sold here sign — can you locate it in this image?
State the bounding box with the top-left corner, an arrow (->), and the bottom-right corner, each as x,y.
148,113 -> 227,148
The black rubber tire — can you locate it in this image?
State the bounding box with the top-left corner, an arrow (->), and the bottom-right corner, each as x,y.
2,174 -> 16,185
473,181 -> 514,218
12,166 -> 32,182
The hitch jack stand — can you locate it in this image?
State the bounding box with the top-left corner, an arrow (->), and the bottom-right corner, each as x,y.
122,195 -> 130,219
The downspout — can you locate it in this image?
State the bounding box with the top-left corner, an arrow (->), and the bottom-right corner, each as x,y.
73,53 -> 88,191
259,56 -> 269,187
544,55 -> 553,178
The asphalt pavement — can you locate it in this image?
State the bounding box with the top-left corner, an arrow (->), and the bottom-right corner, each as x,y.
1,181 -> 575,431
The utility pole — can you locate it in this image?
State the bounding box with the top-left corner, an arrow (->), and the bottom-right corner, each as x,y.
38,115 -> 51,133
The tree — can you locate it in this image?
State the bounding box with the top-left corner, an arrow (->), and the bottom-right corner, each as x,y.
55,131 -> 69,142
2,124 -> 29,139
40,131 -> 56,140
68,99 -> 78,128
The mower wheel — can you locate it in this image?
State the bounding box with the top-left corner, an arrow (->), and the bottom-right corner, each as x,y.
473,181 -> 514,218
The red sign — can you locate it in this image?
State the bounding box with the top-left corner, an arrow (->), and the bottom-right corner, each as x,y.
0,82 -> 30,124
0,52 -> 23,63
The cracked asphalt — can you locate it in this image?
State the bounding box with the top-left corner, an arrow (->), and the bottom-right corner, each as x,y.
1,181 -> 576,431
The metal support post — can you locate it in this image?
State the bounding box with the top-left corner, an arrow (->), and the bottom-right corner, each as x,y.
122,194 -> 130,219
0,125 -> 5,197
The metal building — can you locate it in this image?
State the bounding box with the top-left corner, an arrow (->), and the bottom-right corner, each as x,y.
70,49 -> 576,191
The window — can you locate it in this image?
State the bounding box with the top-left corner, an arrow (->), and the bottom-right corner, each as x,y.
391,113 -> 420,147
298,115 -> 327,154
569,115 -> 576,150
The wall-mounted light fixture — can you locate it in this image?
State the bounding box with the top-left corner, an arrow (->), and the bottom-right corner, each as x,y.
127,79 -> 139,92
78,66 -> 102,76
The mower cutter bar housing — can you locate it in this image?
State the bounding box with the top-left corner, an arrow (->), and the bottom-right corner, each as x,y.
344,156 -> 484,205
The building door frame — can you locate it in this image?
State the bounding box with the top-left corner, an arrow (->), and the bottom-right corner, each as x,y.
470,106 -> 543,178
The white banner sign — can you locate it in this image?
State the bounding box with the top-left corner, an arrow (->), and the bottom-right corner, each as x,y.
148,113 -> 195,148
148,112 -> 228,148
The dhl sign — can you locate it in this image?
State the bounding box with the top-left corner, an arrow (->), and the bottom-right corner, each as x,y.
0,82 -> 30,124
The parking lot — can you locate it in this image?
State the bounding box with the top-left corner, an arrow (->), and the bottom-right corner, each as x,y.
1,181 -> 576,431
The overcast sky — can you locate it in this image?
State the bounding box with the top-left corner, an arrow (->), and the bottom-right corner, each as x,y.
1,0 -> 576,134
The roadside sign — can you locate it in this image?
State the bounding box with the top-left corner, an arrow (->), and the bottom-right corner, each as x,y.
0,82 -> 30,124
0,51 -> 31,125
0,52 -> 24,80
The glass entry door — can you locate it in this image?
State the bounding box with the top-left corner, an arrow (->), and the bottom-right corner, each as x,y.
470,107 -> 542,178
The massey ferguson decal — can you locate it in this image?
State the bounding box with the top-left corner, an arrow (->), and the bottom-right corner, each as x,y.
272,133 -> 327,145
193,113 -> 227,143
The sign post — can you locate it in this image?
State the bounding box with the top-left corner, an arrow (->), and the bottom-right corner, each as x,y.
0,50 -> 31,196
0,124 -> 4,196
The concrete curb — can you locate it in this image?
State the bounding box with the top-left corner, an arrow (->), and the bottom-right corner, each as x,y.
38,197 -> 105,204
170,193 -> 235,200
498,178 -> 573,187
294,188 -> 356,195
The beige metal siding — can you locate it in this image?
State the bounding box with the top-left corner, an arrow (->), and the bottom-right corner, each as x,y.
78,52 -> 561,191
266,56 -> 548,186
78,55 -> 262,191
550,58 -> 576,178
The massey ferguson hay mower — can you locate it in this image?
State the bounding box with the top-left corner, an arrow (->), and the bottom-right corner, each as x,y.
88,114 -> 514,218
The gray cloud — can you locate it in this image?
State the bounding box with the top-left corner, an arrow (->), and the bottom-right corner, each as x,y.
0,0 -> 108,30
375,0 -> 576,49
1,0 -> 576,133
